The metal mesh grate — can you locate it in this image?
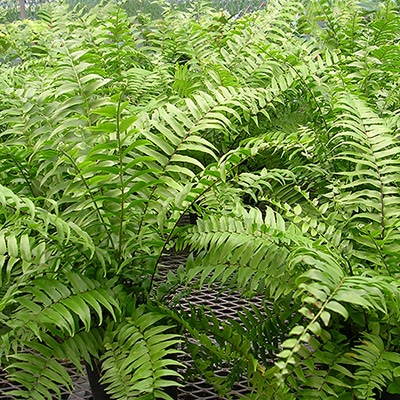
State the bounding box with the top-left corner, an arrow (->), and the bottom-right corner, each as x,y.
1,251 -> 261,399
159,253 -> 264,400
0,367 -> 92,399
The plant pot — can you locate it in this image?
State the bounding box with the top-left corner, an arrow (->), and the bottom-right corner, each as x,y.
85,361 -> 111,400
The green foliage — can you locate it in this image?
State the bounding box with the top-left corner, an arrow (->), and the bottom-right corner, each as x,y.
101,307 -> 183,400
0,0 -> 400,399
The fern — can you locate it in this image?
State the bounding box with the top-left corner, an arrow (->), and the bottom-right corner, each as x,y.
344,334 -> 400,400
182,205 -> 309,297
101,307 -> 183,400
1,0 -> 400,399
330,93 -> 400,274
6,352 -> 73,400
274,251 -> 397,396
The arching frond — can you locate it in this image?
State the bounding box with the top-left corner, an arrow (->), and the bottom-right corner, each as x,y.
330,93 -> 400,273
101,307 -> 183,400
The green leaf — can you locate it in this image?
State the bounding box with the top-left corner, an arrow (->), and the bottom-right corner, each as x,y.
19,235 -> 31,262
383,352 -> 400,363
325,301 -> 349,319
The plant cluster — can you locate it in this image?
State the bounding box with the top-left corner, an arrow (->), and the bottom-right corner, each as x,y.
0,0 -> 400,399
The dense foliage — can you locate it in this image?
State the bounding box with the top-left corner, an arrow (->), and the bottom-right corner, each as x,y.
0,0 -> 400,399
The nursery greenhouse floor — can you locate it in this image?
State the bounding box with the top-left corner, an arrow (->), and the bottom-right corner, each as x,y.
0,252 -> 264,399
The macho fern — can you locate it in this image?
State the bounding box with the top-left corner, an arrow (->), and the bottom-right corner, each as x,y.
1,0 -> 400,399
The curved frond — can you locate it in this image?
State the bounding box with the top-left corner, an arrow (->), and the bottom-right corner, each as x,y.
101,307 -> 183,400
330,93 -> 400,273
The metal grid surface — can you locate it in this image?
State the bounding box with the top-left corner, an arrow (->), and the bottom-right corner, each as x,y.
0,367 -> 92,399
1,252 -> 261,399
160,253 -> 264,400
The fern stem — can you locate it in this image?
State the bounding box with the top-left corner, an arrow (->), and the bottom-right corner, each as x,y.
113,5 -> 123,76
293,187 -> 354,276
284,61 -> 329,137
61,39 -> 93,127
377,169 -> 386,241
7,151 -> 35,197
196,0 -> 200,24
318,0 -> 341,47
368,232 -> 391,276
226,12 -> 263,72
148,153 -> 254,292
58,148 -> 116,251
279,275 -> 347,375
116,91 -> 126,272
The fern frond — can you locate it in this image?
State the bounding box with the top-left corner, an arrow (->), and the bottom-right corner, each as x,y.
232,295 -> 301,367
345,333 -> 400,400
276,250 -> 395,395
330,93 -> 400,273
101,307 -> 183,400
6,351 -> 73,400
161,303 -> 265,396
0,185 -> 102,290
6,272 -> 119,338
182,205 -> 310,297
